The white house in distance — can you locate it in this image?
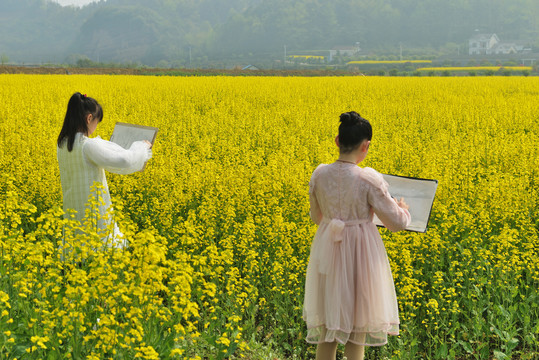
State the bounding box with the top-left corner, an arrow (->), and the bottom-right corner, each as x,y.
329,43 -> 361,61
469,33 -> 500,54
469,33 -> 531,55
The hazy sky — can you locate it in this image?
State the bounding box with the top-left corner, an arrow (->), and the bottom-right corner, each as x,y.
52,0 -> 97,6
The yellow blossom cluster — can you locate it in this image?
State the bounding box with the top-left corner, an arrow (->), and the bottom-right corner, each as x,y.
347,60 -> 432,65
1,74 -> 538,359
290,55 -> 325,60
417,66 -> 533,72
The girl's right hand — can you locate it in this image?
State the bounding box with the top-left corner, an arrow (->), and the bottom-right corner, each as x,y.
143,140 -> 153,149
396,197 -> 409,210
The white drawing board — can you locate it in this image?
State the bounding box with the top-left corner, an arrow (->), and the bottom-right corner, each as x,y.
110,122 -> 158,171
373,174 -> 438,232
110,122 -> 158,149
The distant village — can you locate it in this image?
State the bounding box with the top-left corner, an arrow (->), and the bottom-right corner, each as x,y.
286,33 -> 538,67
468,33 -> 531,56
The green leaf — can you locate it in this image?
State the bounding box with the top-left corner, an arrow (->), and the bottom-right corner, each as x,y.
12,345 -> 28,358
507,337 -> 519,352
491,325 -> 504,339
480,345 -> 490,359
436,343 -> 448,358
458,340 -> 473,354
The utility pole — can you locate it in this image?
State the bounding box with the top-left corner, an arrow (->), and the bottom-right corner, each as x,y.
284,45 -> 287,68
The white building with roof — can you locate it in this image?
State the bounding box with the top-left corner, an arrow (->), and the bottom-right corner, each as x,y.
469,33 -> 500,55
469,33 -> 532,55
329,44 -> 361,62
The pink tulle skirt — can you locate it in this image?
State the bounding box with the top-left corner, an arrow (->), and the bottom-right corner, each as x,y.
303,218 -> 400,346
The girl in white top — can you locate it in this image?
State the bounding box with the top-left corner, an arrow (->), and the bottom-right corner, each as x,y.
57,92 -> 152,248
303,111 -> 410,360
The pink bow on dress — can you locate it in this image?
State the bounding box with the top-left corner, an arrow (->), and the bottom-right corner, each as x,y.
329,219 -> 345,242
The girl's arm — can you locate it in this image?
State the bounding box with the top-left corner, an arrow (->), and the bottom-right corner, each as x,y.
309,191 -> 322,225
309,165 -> 324,225
83,137 -> 152,174
367,174 -> 411,232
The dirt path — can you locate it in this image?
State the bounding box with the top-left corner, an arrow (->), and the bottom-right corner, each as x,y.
0,65 -> 359,76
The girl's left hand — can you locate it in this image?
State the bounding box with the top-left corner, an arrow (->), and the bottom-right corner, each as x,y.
396,197 -> 409,210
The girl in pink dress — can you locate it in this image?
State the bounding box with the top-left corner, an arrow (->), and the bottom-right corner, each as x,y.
303,111 -> 411,360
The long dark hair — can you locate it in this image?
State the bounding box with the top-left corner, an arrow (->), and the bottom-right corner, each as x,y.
338,111 -> 372,153
57,92 -> 103,152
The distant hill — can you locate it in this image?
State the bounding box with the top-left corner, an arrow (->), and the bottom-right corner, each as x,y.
1,0 -> 538,66
212,0 -> 539,55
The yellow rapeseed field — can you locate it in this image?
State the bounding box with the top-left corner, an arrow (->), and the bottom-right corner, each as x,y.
1,75 -> 538,359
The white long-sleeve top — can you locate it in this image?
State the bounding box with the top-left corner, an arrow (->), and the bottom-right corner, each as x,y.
57,132 -> 152,224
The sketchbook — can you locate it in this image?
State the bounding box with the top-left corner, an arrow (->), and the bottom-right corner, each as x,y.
110,122 -> 158,149
110,122 -> 158,170
373,174 -> 438,233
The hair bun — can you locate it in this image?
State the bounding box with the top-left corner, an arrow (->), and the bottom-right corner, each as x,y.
340,111 -> 361,126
